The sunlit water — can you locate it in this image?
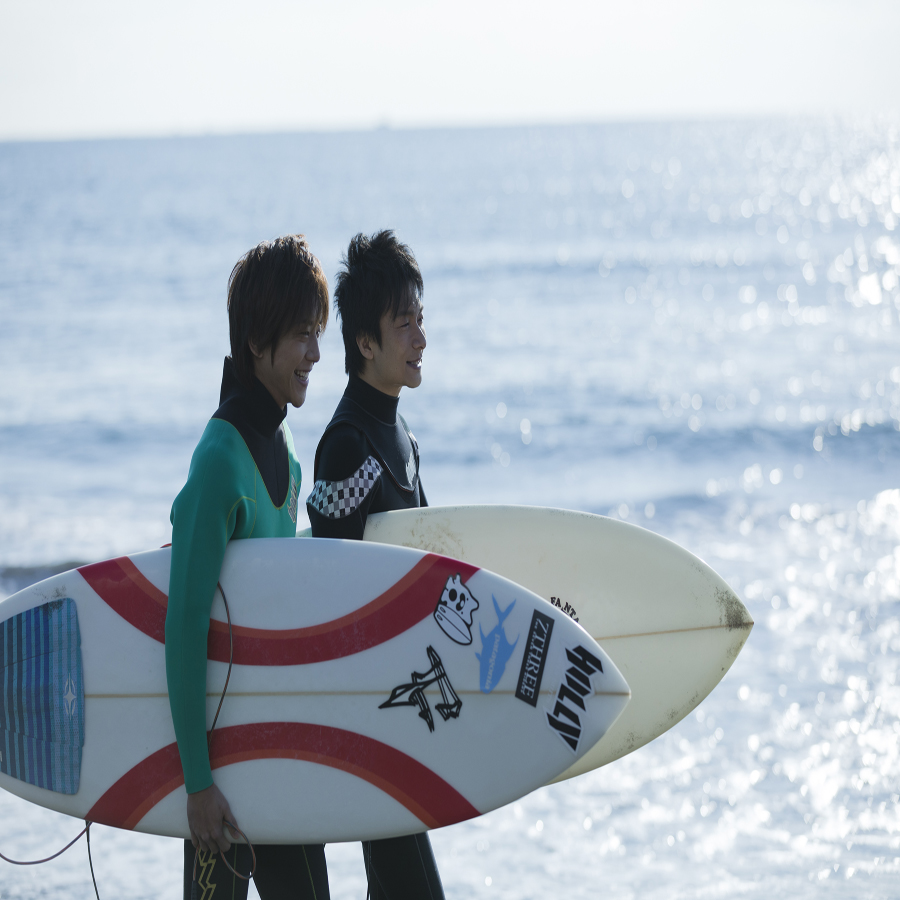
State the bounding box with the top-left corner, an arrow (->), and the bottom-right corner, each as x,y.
1,119 -> 899,897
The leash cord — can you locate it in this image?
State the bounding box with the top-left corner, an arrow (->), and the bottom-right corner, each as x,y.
1,581 -> 255,891
0,824 -> 87,865
0,820 -> 101,898
86,821 -> 101,900
207,581 -> 235,745
190,581 -> 256,883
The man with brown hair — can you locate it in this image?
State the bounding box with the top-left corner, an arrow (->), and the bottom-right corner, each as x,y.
166,234 -> 331,899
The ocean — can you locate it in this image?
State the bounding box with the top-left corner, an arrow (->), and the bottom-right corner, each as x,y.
1,119 -> 898,897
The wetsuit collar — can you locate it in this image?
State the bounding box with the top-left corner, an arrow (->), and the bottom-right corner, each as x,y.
345,372 -> 400,426
219,356 -> 287,438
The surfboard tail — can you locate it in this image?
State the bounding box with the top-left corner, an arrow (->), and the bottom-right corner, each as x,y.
0,598 -> 85,794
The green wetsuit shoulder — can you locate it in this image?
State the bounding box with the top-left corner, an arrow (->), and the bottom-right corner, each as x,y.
165,416 -> 301,793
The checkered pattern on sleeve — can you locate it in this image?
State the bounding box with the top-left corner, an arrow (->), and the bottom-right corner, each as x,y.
306,456 -> 383,518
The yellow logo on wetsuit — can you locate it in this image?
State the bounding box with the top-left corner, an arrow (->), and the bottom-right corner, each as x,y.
195,849 -> 217,900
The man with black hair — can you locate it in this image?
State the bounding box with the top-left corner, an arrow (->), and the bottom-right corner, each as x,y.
307,230 -> 444,899
166,234 -> 332,900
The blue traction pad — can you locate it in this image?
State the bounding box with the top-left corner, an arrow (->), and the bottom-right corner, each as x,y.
1,598 -> 84,794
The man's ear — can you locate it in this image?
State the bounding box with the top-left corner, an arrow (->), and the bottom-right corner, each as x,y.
356,333 -> 376,361
248,339 -> 264,360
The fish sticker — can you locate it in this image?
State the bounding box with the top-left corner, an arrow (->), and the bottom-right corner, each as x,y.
476,596 -> 518,694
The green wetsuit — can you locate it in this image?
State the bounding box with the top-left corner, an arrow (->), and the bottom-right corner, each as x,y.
165,363 -> 301,794
169,359 -> 328,900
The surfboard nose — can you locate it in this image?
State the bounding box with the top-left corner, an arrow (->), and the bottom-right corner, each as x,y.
717,585 -> 754,631
539,634 -> 631,761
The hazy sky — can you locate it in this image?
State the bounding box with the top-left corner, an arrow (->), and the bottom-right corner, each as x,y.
2,0 -> 898,141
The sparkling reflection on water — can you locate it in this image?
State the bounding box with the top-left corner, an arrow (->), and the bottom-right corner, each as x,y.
1,118 -> 899,897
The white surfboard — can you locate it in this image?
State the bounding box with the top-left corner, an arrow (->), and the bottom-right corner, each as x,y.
302,506 -> 753,782
0,538 -> 629,843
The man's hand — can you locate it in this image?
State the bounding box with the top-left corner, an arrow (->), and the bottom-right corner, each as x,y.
187,783 -> 238,855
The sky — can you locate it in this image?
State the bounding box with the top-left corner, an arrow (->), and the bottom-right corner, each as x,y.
1,0 -> 899,141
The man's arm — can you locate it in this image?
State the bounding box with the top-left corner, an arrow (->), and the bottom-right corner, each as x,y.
166,431 -> 250,850
307,424 -> 381,541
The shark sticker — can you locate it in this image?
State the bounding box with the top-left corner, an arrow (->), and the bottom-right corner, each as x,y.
476,596 -> 518,694
379,646 -> 462,732
434,574 -> 480,645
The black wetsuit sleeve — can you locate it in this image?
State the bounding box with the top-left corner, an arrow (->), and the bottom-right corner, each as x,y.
419,480 -> 427,508
307,424 -> 382,541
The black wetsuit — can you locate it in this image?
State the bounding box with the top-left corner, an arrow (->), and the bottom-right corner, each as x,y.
178,359 -> 330,900
307,374 -> 444,900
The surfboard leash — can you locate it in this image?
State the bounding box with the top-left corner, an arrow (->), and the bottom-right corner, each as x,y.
0,823 -> 87,865
85,820 -> 102,900
208,581 -> 236,742
1,582 -> 255,895
0,820 -> 101,899
188,582 -> 257,884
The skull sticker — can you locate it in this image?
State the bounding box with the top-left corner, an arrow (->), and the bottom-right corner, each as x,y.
433,574 -> 480,645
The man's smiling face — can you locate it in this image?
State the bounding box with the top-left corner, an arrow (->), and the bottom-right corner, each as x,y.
358,293 -> 426,397
252,322 -> 322,409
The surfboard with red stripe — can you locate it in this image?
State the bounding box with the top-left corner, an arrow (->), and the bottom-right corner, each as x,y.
0,538 -> 629,843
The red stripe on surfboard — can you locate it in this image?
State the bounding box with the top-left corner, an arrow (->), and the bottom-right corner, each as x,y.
86,722 -> 481,832
78,554 -> 479,666
78,557 -> 169,643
